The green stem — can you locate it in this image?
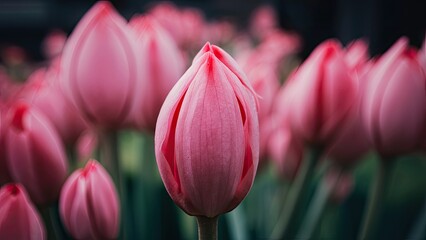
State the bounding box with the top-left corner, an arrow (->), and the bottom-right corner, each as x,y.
196,216 -> 219,240
271,147 -> 322,239
98,130 -> 126,239
408,196 -> 426,240
40,203 -> 70,240
226,206 -> 248,240
296,166 -> 341,239
357,158 -> 393,240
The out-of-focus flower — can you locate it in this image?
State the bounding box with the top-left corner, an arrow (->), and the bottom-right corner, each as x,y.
344,39 -> 369,71
61,1 -> 138,130
42,30 -> 67,60
60,160 -> 120,240
249,5 -> 278,40
127,15 -> 185,131
75,130 -> 98,162
0,184 -> 45,240
149,2 -> 205,50
326,169 -> 354,204
5,102 -> 68,204
16,67 -> 88,145
362,37 -> 426,157
268,119 -> 303,181
155,43 -> 259,217
283,40 -> 357,147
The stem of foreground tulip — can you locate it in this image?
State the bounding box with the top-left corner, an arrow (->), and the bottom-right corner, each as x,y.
296,166 -> 342,239
196,216 -> 219,240
271,146 -> 322,239
40,204 -> 70,240
357,158 -> 393,240
98,130 -> 127,239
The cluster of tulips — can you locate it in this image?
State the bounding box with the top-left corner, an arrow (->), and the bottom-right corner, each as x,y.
0,1 -> 425,239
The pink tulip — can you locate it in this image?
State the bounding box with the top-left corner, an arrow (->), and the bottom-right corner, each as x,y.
6,102 -> 68,204
155,43 -> 259,217
283,40 -> 358,147
418,35 -> 426,74
268,122 -> 303,181
362,38 -> 426,157
61,1 -> 137,130
128,15 -> 185,131
17,67 -> 88,145
325,169 -> 354,204
344,39 -> 369,71
249,5 -> 278,40
42,30 -> 67,60
75,130 -> 98,162
60,159 -> 119,240
0,184 -> 45,240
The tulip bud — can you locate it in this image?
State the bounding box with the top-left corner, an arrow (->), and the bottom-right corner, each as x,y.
0,184 -> 45,240
61,1 -> 137,130
155,43 -> 259,218
6,102 -> 68,204
283,40 -> 358,147
60,160 -> 120,240
362,38 -> 426,157
128,15 -> 185,131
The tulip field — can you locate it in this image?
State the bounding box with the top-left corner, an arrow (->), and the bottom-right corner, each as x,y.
0,1 -> 425,240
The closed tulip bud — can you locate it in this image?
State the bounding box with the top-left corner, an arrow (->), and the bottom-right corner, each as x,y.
284,40 -> 358,147
0,184 -> 45,240
128,15 -> 185,131
362,38 -> 426,157
61,1 -> 137,130
60,159 -> 120,240
6,102 -> 68,204
155,42 -> 259,218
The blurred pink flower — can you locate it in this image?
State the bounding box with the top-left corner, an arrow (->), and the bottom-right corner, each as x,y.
127,15 -> 186,131
0,184 -> 45,240
362,37 -> 426,157
283,40 -> 358,147
5,102 -> 68,205
60,160 -> 120,240
61,1 -> 138,130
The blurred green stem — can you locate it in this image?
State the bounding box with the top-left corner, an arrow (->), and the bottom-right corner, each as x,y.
98,130 -> 127,239
296,166 -> 341,239
271,147 -> 322,239
408,195 -> 426,240
226,206 -> 248,240
40,203 -> 69,240
357,158 -> 393,240
197,216 -> 218,240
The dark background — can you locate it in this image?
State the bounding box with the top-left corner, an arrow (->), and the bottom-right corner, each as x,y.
0,0 -> 425,61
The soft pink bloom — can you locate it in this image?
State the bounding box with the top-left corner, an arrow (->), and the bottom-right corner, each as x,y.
418,35 -> 426,74
5,102 -> 68,204
155,43 -> 259,217
60,160 -> 120,240
0,184 -> 45,240
42,30 -> 67,60
128,15 -> 185,131
344,39 -> 369,71
268,121 -> 303,181
362,37 -> 426,157
75,130 -> 98,162
249,5 -> 278,40
17,67 -> 88,145
61,2 -> 138,130
283,40 -> 358,147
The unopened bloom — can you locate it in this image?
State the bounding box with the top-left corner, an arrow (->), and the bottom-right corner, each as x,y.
362,38 -> 426,156
60,160 -> 120,240
6,102 -> 68,205
0,184 -> 45,240
283,40 -> 358,147
128,15 -> 185,131
155,43 -> 259,217
61,1 -> 137,130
